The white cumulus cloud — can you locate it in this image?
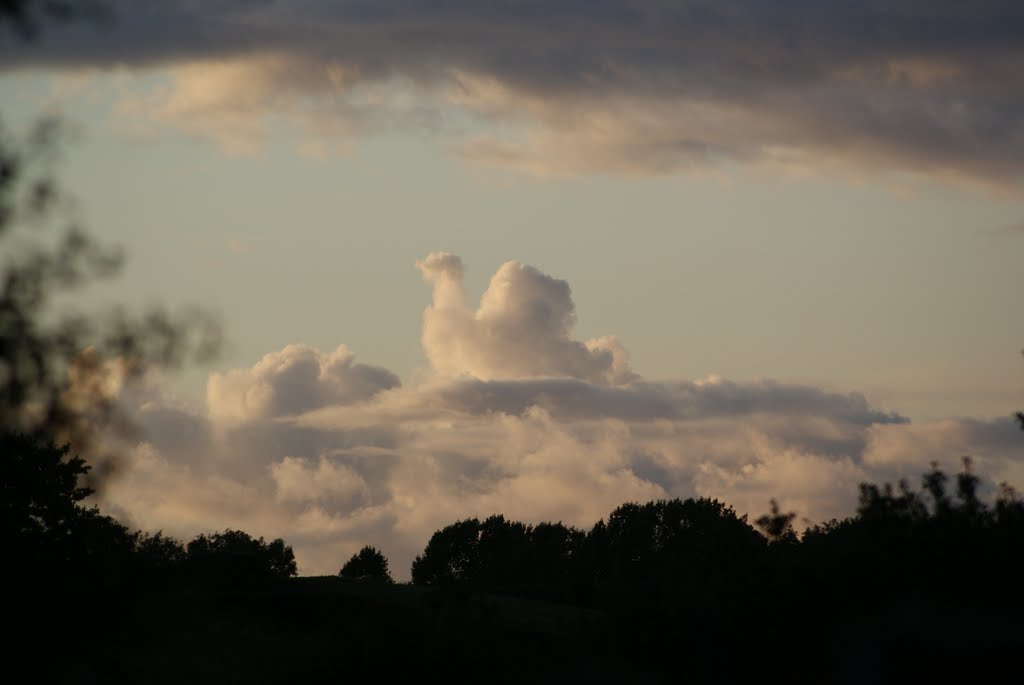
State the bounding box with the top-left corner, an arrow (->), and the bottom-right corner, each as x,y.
417,252 -> 634,384
207,343 -> 400,421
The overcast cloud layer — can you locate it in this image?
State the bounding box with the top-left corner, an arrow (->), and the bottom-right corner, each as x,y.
4,1 -> 1024,186
89,255 -> 1024,578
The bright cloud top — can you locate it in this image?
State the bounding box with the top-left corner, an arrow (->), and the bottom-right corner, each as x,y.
207,344 -> 400,422
99,255 -> 1024,577
417,252 -> 634,385
5,1 -> 1024,187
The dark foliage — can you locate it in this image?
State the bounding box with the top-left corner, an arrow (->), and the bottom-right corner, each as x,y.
1,431 -> 93,542
591,497 -> 764,584
0,37 -> 276,675
339,545 -> 394,583
0,431 -> 139,589
130,529 -> 187,585
0,116 -> 220,481
411,517 -> 483,585
1,6 -> 223,596
406,459 -> 1024,683
186,529 -> 297,583
1,428 -> 295,591
755,498 -> 798,544
412,515 -> 586,598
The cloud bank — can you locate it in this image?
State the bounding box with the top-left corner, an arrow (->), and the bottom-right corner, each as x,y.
94,254 -> 1024,578
4,1 -> 1023,187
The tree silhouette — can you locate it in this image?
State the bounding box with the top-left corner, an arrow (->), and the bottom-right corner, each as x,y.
0,14 -> 223,678
411,517 -> 481,585
476,514 -> 531,585
1,114 -> 220,470
755,498 -> 798,544
130,530 -> 187,585
0,117 -> 224,628
524,521 -> 585,594
186,529 -> 297,583
1,432 -> 92,544
612,498 -> 764,569
0,36 -> 219,599
411,499 -> 763,602
339,546 -> 394,583
0,427 -> 144,591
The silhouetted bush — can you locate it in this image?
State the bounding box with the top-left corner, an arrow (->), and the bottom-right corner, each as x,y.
339,545 -> 393,583
411,517 -> 482,585
186,529 -> 297,583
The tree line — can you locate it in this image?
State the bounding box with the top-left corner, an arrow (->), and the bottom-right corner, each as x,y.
5,432 -> 297,590
391,455 -> 1021,680
339,455 -> 1024,600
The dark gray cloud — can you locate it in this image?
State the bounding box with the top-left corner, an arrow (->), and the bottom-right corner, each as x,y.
996,221 -> 1024,235
3,1 -> 1022,184
666,379 -> 908,426
223,420 -> 398,464
6,2 -> 1023,85
438,378 -> 676,420
136,404 -> 210,461
436,376 -> 908,426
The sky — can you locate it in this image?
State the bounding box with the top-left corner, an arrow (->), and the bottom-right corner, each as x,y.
2,1 -> 1023,576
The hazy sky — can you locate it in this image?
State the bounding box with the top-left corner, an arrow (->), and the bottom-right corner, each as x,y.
2,1 -> 1023,575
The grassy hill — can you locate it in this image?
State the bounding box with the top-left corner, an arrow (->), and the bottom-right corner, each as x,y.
52,577 -> 633,684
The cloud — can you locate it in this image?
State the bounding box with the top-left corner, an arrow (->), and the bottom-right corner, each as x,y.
431,376 -> 906,428
207,343 -> 399,421
6,1 -> 1024,187
995,221 -> 1024,236
94,254 -> 1024,578
271,456 -> 370,508
417,252 -> 634,384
